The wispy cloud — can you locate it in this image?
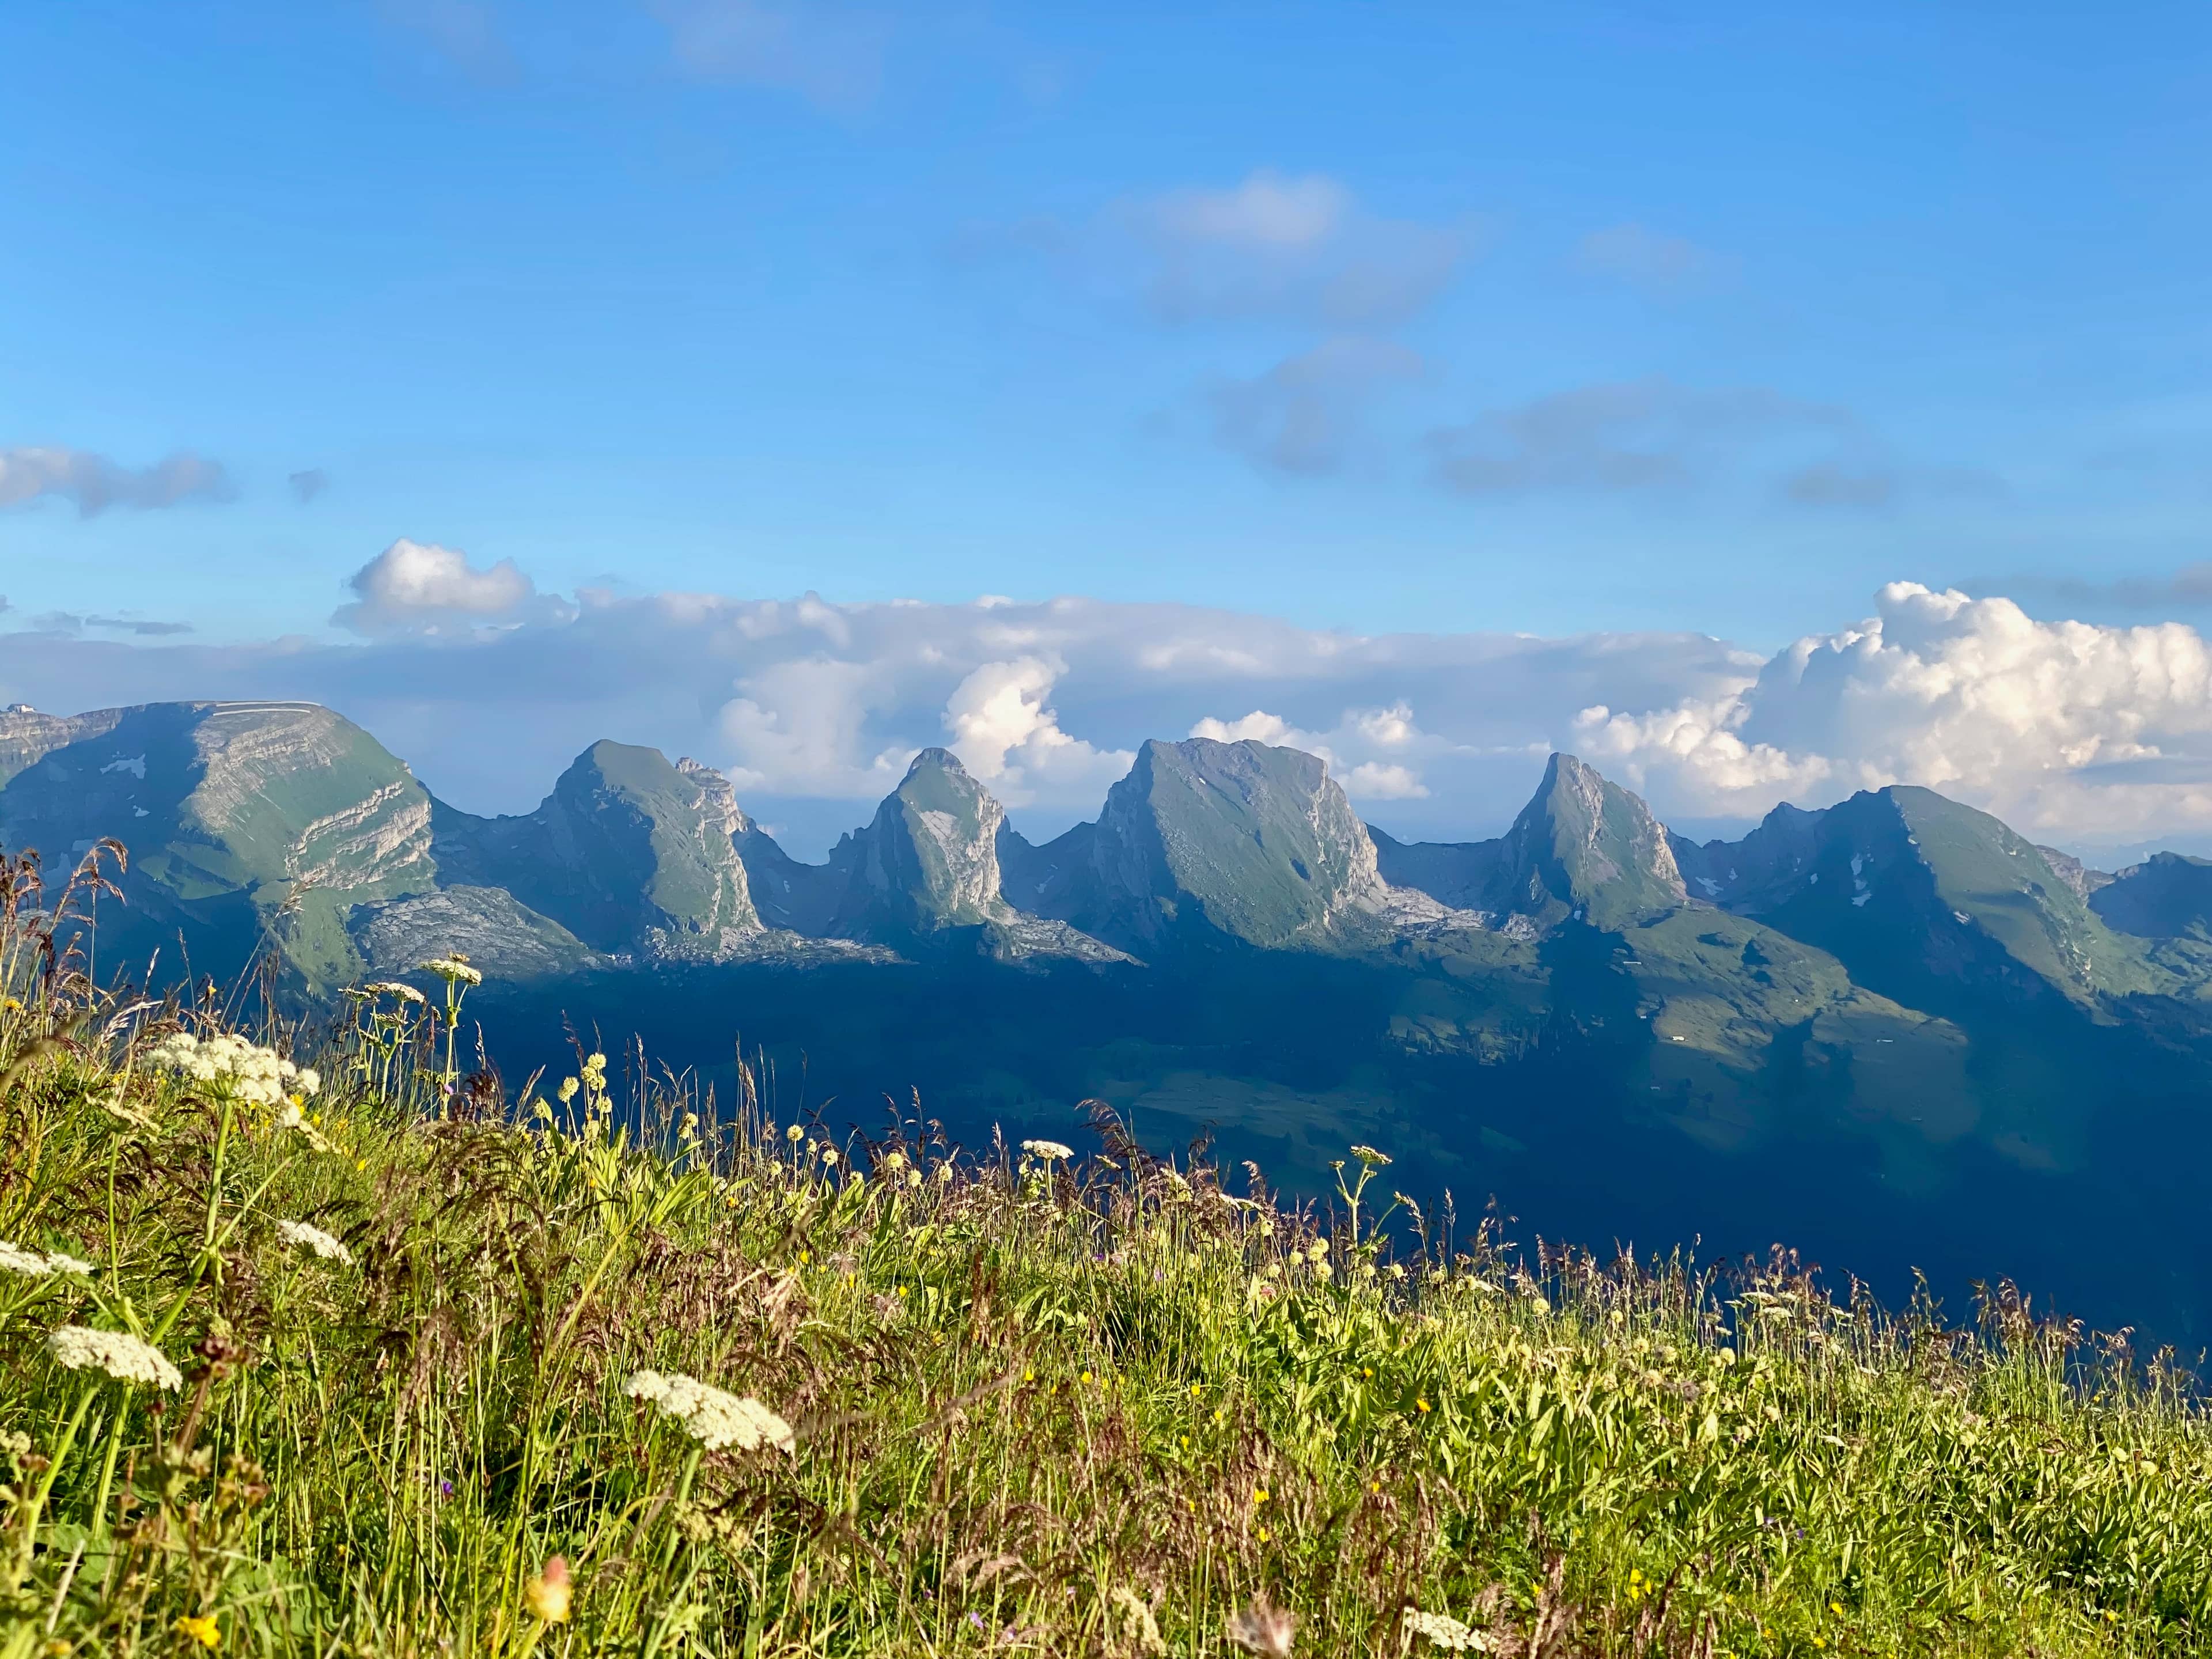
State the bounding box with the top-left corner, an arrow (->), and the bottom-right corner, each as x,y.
1428,380 -> 1849,496
17,612 -> 193,638
1969,563 -> 2212,611
1574,222 -> 1729,293
0,447 -> 235,517
1121,170 -> 1478,327
289,468 -> 331,505
375,0 -> 515,79
1209,337 -> 1424,477
650,0 -> 889,113
1782,463 -> 2006,512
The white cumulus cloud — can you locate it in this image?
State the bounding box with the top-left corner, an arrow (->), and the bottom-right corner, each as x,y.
29,565 -> 2212,859
943,656 -> 1134,803
1190,700 -> 1440,801
333,538 -> 570,637
1576,582 -> 2212,846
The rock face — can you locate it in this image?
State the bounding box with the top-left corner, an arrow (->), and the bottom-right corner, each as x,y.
830,748 -> 1010,935
349,886 -> 596,979
0,700 -> 437,988
738,749 -> 1130,962
433,741 -> 763,960
1005,737 -> 1466,954
1372,753 -> 1686,933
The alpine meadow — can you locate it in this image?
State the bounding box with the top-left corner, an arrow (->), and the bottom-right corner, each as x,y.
14,3 -> 2212,1654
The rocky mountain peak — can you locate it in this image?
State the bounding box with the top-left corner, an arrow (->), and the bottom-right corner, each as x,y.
435,738 -> 761,957
838,746 -> 1010,931
1494,752 -> 1686,928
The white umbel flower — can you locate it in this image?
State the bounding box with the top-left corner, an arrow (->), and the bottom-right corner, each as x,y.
146,1032 -> 319,1108
623,1370 -> 794,1453
1404,1609 -> 1488,1652
418,955 -> 483,986
275,1219 -> 355,1266
0,1242 -> 52,1277
1021,1139 -> 1074,1161
46,1325 -> 183,1391
1,1242 -> 95,1278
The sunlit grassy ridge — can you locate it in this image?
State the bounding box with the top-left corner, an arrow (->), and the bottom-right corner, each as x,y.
2,858 -> 2211,1656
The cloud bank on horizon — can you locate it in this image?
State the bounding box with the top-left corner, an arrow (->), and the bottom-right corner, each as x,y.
6,540 -> 2212,862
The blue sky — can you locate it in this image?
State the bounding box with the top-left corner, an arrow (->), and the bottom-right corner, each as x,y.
5,3 -> 2212,854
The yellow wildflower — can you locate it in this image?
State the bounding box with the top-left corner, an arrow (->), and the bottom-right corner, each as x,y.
175,1613 -> 221,1649
525,1556 -> 572,1624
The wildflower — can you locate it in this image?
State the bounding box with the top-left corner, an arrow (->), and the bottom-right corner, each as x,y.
418,955 -> 482,986
1021,1139 -> 1074,1161
879,1151 -> 907,1173
174,1613 -> 221,1649
1224,1601 -> 1296,1657
1350,1144 -> 1392,1167
821,1146 -> 839,1168
1307,1239 -> 1330,1264
623,1369 -> 795,1454
41,1249 -> 94,1276
47,1325 -> 183,1390
1415,1397 -> 1432,1414
365,980 -> 427,1005
275,1219 -> 354,1266
786,1123 -> 805,1143
277,1101 -> 304,1130
0,1242 -> 53,1277
1404,1609 -> 1486,1652
906,1167 -> 924,1188
525,1556 -> 572,1624
145,1032 -> 317,1108
558,1077 -> 579,1104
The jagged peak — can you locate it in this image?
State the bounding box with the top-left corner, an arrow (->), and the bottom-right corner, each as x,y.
1478,752 -> 1687,929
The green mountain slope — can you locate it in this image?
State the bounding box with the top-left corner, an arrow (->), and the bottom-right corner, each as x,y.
0,700 -> 436,990
433,741 -> 762,961
2092,851 -> 2212,939
1674,785 -> 2162,1010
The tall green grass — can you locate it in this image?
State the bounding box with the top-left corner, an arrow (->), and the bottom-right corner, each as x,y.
1,848 -> 2209,1656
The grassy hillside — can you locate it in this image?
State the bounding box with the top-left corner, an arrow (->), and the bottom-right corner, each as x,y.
3,872 -> 2211,1654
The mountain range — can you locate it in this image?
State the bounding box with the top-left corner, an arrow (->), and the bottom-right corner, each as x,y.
9,698 -> 2212,1337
